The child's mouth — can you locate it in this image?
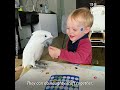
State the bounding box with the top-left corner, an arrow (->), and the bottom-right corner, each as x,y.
69,35 -> 74,39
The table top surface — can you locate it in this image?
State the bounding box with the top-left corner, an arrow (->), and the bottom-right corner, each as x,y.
15,60 -> 105,90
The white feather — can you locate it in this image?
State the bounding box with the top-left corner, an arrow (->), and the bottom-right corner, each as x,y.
22,30 -> 53,68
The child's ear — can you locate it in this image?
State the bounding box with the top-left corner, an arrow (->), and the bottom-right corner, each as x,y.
84,27 -> 90,34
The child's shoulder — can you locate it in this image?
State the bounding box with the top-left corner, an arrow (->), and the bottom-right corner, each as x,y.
79,38 -> 91,44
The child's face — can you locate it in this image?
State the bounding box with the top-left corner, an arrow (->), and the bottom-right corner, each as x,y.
66,17 -> 88,42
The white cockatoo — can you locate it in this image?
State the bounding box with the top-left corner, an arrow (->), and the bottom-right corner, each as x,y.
20,30 -> 53,77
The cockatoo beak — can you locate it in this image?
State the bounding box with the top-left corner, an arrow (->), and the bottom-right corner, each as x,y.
50,35 -> 53,38
50,34 -> 54,38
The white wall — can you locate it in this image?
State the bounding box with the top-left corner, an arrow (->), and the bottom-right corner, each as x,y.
64,0 -> 76,16
48,0 -> 57,13
48,0 -> 76,16
48,0 -> 76,32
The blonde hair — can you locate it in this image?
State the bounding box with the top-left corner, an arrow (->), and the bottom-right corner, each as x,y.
68,7 -> 93,28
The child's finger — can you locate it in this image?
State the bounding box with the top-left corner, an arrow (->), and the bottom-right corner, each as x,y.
49,46 -> 53,49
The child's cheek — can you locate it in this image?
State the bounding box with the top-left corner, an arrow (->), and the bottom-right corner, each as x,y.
66,29 -> 70,34
75,33 -> 83,40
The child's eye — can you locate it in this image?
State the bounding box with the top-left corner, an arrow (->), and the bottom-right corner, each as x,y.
73,29 -> 77,31
66,28 -> 69,30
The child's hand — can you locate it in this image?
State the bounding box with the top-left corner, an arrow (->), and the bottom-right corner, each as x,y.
48,46 -> 61,59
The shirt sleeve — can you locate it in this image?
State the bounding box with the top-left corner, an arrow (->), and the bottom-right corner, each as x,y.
59,39 -> 92,64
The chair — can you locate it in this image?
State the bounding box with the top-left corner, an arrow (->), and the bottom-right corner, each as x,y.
89,5 -> 105,48
61,15 -> 68,48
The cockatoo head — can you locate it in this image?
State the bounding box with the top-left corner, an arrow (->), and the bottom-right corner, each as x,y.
32,30 -> 53,47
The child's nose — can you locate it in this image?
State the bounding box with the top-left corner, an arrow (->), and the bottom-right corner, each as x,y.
69,29 -> 74,34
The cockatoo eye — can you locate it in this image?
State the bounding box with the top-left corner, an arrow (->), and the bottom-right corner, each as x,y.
45,35 -> 47,37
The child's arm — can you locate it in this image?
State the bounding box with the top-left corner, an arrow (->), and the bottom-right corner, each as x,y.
59,39 -> 92,65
